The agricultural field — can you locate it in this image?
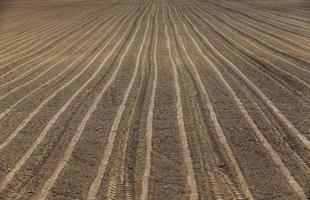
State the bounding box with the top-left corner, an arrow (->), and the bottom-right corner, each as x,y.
0,0 -> 309,199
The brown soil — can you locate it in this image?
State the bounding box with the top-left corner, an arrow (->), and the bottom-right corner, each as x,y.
0,0 -> 309,199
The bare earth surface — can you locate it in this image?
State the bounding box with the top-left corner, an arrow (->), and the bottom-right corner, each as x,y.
0,0 -> 309,199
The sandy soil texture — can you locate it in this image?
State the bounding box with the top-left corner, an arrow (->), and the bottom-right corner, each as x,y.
0,0 -> 309,199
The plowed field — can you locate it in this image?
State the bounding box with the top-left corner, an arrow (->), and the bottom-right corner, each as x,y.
0,0 -> 309,199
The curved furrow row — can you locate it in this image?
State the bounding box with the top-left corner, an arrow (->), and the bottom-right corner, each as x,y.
167,2 -> 253,199
105,6 -> 155,200
1,5 -> 85,51
0,3 -> 142,198
2,7 -> 144,200
213,1 -> 310,37
0,7 -> 128,99
205,3 -> 310,54
234,3 -> 310,34
0,5 -> 110,69
183,5 -> 310,105
163,1 -> 202,198
173,4 -> 307,198
1,1 -> 151,199
192,4 -> 310,74
0,7 -> 109,76
167,8 -> 241,200
251,4 -> 310,24
205,1 -> 310,42
0,5 -> 133,122
170,3 -> 254,200
183,0 -> 310,169
0,3 -> 137,151
0,7 -> 100,62
0,6 -> 73,36
180,4 -> 310,148
177,2 -> 310,196
140,3 -> 159,200
0,5 -> 128,91
0,14 -> 105,87
85,3 -> 154,199
0,3 -> 118,57
1,0 -> 309,199
184,1 -> 310,152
